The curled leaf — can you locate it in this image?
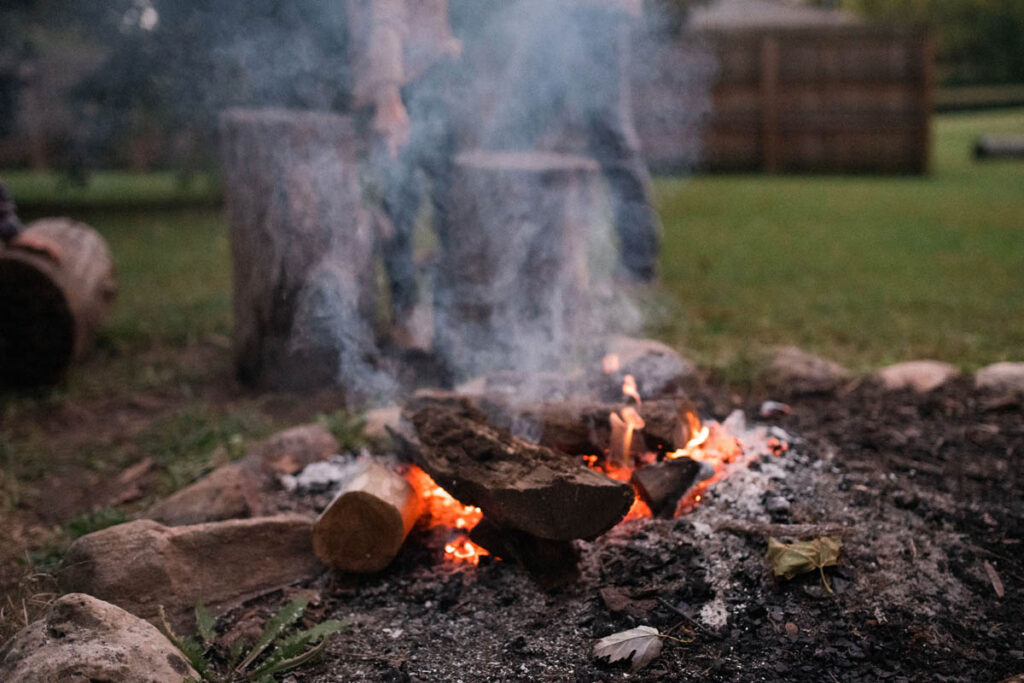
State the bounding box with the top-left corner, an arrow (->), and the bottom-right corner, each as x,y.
593,625 -> 663,671
766,536 -> 842,592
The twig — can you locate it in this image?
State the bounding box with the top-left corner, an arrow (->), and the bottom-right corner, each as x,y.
657,598 -> 720,639
714,520 -> 855,539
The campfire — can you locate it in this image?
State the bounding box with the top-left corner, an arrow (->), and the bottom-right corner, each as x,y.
314,350 -> 793,587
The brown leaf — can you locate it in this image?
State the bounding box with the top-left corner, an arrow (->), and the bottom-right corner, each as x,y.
766,536 -> 842,580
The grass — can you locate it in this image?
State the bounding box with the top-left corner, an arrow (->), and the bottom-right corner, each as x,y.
2,170 -> 220,208
654,107 -> 1024,373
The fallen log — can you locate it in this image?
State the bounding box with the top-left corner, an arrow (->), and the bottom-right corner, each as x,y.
406,390 -> 694,456
408,402 -> 635,541
0,218 -> 116,386
469,517 -> 579,590
312,460 -> 423,573
974,135 -> 1024,160
631,457 -> 702,518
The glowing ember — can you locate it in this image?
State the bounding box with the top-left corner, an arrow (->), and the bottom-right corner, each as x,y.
407,466 -> 488,565
622,374 -> 642,405
602,353 -> 621,374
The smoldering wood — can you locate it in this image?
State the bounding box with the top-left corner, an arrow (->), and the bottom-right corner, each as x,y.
405,389 -> 695,456
312,460 -> 424,573
469,517 -> 580,590
407,402 -> 635,541
0,218 -> 116,386
631,457 -> 703,518
219,108 -> 382,393
434,151 -> 602,381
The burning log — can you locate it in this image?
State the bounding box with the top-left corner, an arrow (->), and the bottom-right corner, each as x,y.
434,151 -> 601,380
0,218 -> 116,386
219,109 -> 380,392
469,518 -> 580,590
312,460 -> 424,573
630,458 -> 703,518
408,402 -> 635,541
407,390 -> 694,456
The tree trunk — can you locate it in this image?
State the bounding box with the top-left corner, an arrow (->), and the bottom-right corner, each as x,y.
220,108 -> 387,395
0,218 -> 116,386
435,151 -> 602,380
312,460 -> 423,573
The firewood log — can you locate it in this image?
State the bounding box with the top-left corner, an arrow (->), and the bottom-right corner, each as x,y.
0,218 -> 116,386
631,457 -> 702,518
312,460 -> 424,573
408,402 -> 635,541
469,517 -> 580,590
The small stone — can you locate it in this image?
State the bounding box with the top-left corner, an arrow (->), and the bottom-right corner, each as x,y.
765,346 -> 851,395
764,495 -> 791,515
59,515 -> 320,626
257,424 -> 338,475
144,463 -> 262,526
0,593 -> 198,682
975,362 -> 1024,394
875,360 -> 958,392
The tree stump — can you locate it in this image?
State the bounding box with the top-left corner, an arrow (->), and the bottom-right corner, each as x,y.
220,108 -> 389,395
435,151 -> 602,380
0,218 -> 116,386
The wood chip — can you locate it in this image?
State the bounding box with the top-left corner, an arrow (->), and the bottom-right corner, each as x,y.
984,561 -> 1005,598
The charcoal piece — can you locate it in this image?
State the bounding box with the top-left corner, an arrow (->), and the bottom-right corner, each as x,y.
631,457 -> 702,518
469,518 -> 579,590
408,402 -> 634,541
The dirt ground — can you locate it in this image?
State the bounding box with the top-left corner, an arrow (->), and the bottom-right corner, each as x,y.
2,370 -> 1022,681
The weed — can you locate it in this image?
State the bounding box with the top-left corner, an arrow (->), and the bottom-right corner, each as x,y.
315,410 -> 368,454
159,596 -> 346,682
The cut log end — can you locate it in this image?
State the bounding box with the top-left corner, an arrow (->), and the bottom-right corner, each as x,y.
312,461 -> 423,573
0,257 -> 74,385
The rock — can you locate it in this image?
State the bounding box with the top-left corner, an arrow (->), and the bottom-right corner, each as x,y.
765,346 -> 850,394
603,336 -> 697,398
256,424 -> 338,475
363,406 -> 402,446
59,515 -> 320,625
875,360 -> 958,393
0,593 -> 197,682
975,362 -> 1024,394
144,463 -> 262,526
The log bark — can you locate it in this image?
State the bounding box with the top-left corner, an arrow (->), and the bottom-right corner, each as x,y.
220,108 -> 388,394
406,390 -> 695,456
435,151 -> 602,380
0,218 -> 116,386
312,460 -> 423,573
408,402 -> 635,541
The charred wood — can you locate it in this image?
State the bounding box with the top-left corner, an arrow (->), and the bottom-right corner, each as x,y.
469,518 -> 580,590
631,457 -> 703,518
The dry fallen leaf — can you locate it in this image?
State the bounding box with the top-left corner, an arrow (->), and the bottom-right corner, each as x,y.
593,625 -> 663,671
984,561 -> 1005,598
766,536 -> 842,591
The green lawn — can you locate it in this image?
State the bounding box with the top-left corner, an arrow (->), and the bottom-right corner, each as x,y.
654,108 -> 1024,372
3,170 -> 219,208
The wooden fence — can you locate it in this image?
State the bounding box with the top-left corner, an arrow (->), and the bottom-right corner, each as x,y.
633,25 -> 934,174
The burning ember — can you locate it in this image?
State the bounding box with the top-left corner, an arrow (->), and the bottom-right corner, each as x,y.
407,465 -> 489,565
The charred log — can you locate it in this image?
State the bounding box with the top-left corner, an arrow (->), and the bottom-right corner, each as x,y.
407,402 -> 634,541
631,457 -> 702,518
469,518 -> 579,590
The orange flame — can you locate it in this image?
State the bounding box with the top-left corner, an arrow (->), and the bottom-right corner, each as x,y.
609,406 -> 646,467
407,466 -> 489,565
622,374 -> 642,405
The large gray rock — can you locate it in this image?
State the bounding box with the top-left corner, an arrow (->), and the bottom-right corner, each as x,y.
765,346 -> 851,394
59,516 -> 320,625
875,360 -> 958,393
975,362 -> 1024,394
144,463 -> 262,526
256,423 -> 338,475
603,336 -> 697,398
0,593 -> 197,682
